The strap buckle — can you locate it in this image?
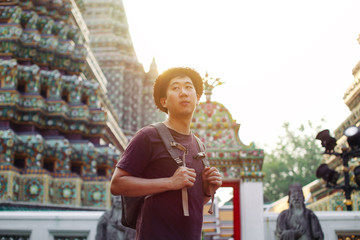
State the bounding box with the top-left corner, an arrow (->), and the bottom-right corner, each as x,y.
174,157 -> 183,166
170,141 -> 188,154
195,152 -> 206,159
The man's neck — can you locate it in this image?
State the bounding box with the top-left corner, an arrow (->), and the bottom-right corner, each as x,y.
163,117 -> 191,135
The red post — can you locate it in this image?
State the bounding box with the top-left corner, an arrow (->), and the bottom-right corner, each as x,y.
222,181 -> 241,240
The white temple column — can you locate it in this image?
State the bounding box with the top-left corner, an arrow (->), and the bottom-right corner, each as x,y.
240,181 -> 264,239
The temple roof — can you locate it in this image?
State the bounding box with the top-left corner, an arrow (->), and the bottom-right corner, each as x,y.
192,100 -> 255,150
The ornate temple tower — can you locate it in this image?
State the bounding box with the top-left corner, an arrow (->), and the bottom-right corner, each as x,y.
0,0 -> 127,209
81,0 -> 165,138
142,58 -> 165,126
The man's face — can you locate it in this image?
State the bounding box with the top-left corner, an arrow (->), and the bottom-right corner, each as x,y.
289,191 -> 304,209
160,76 -> 199,117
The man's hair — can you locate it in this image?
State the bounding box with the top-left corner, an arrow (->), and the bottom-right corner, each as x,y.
153,67 -> 204,113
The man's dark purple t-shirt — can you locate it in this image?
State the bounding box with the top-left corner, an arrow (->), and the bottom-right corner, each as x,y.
116,125 -> 205,240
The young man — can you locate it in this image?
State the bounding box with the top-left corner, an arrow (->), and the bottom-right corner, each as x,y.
110,67 -> 222,240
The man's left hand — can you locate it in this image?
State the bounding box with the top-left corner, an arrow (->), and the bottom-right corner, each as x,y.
202,167 -> 222,195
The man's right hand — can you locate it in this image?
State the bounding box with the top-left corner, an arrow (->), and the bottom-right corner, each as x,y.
170,167 -> 196,190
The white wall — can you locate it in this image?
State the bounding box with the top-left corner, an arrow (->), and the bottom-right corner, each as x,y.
0,211 -> 104,240
264,211 -> 360,240
1,210 -> 359,239
240,181 -> 264,240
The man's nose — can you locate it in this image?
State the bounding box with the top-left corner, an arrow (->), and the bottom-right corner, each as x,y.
179,87 -> 188,96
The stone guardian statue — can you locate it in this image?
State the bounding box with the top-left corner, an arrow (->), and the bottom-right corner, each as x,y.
95,195 -> 136,240
275,183 -> 324,240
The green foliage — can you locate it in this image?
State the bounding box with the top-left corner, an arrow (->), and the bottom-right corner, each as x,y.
263,120 -> 324,203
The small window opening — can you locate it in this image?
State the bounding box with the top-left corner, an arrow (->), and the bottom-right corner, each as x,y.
97,166 -> 107,177
81,94 -> 88,105
17,81 -> 26,93
70,162 -> 82,176
14,155 -> 26,169
61,89 -> 69,102
40,85 -> 49,99
43,158 -> 56,172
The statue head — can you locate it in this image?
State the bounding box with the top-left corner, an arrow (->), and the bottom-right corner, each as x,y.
112,195 -> 122,209
287,183 -> 305,209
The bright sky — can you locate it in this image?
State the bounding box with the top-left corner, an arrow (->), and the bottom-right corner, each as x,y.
122,0 -> 360,152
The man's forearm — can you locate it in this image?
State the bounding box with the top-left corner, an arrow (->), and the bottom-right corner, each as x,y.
111,166 -> 196,197
111,174 -> 172,197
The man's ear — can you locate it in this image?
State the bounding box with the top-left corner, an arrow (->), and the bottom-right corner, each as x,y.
196,94 -> 200,104
160,97 -> 167,108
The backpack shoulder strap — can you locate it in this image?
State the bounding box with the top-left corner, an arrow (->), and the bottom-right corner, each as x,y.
152,122 -> 190,216
194,134 -> 205,152
193,133 -> 215,214
193,134 -> 210,167
151,122 -> 183,166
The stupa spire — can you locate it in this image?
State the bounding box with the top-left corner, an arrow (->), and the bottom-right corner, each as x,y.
203,71 -> 223,102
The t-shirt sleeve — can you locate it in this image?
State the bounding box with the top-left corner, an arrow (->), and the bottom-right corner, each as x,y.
115,129 -> 153,177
